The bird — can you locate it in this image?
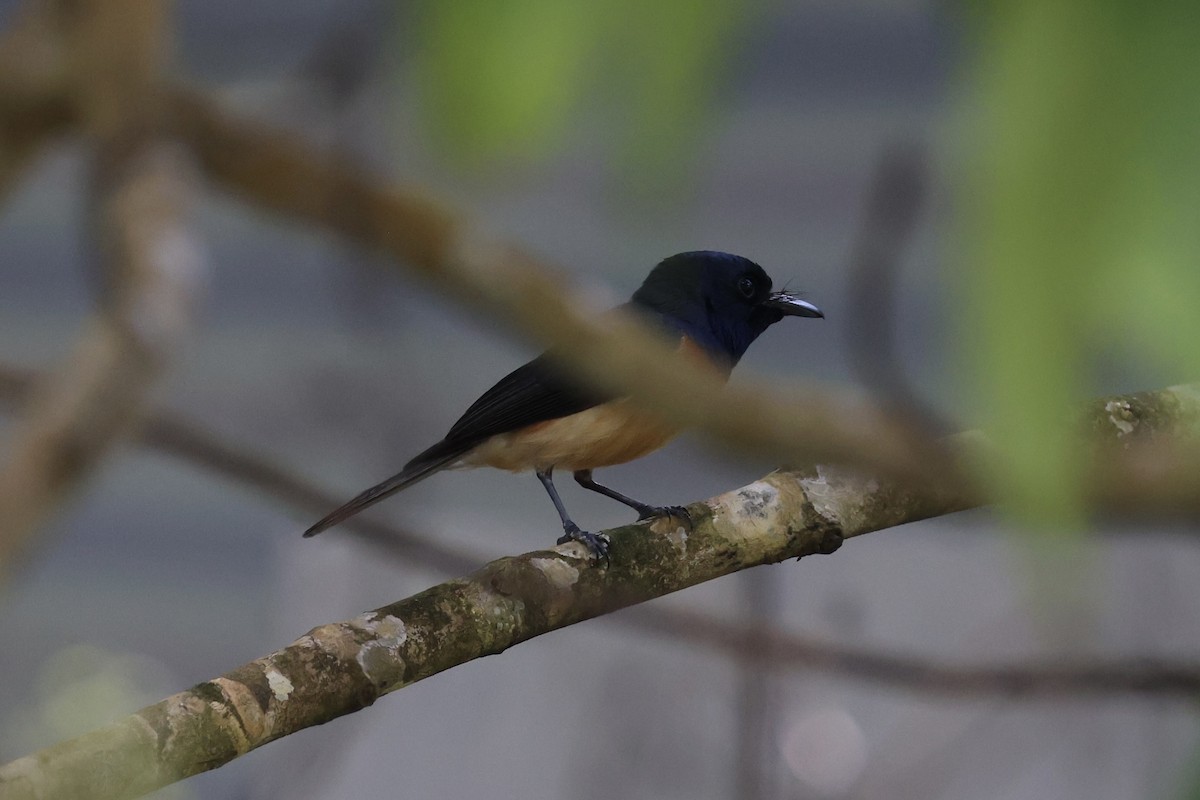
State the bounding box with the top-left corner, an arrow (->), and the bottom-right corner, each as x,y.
304,251 -> 822,561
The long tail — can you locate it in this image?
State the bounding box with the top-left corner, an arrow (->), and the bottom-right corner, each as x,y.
303,440 -> 471,537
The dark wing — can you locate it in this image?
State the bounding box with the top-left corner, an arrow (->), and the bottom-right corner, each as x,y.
441,302 -> 677,446
304,354 -> 606,537
441,353 -> 607,447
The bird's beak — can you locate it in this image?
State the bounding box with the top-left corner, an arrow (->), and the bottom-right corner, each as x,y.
763,292 -> 823,318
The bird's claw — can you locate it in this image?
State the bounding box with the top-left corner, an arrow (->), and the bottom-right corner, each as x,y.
637,505 -> 692,525
557,526 -> 611,566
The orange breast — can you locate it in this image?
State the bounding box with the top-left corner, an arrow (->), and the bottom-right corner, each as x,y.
466,399 -> 677,472
463,334 -> 727,473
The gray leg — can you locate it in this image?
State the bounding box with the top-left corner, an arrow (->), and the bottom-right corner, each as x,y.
573,469 -> 691,524
536,468 -> 609,563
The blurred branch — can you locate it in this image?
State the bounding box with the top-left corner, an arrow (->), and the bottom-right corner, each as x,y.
732,568 -> 782,800
3,383 -> 1200,800
0,367 -> 477,576
846,144 -> 950,436
141,417 -> 480,575
159,91 -> 1200,513
634,605 -> 1200,698
164,87 -> 966,494
0,2 -> 73,200
6,66 -> 1197,520
0,0 -> 203,577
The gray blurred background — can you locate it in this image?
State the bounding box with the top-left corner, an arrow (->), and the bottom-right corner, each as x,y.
1,1 -> 1197,799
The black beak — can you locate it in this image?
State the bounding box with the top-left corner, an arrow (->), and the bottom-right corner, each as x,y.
763,292 -> 823,319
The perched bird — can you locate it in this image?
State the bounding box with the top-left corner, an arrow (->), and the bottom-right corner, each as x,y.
304,251 -> 822,560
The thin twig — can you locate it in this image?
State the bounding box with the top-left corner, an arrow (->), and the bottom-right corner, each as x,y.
142,415 -> 480,576
846,144 -> 951,436
0,362 -> 475,575
630,605 -> 1200,698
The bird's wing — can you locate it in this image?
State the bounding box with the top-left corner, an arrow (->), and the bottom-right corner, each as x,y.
303,355 -> 608,538
439,354 -> 607,450
440,304 -> 685,449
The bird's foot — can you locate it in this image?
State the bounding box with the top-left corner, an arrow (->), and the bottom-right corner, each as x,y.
557,525 -> 611,566
636,504 -> 692,525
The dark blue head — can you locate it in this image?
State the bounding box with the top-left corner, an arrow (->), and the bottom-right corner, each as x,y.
630,251 -> 822,365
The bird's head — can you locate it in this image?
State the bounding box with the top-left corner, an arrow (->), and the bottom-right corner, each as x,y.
631,251 -> 822,365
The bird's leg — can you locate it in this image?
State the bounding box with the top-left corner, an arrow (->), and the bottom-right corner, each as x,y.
573,469 -> 691,524
536,468 -> 609,564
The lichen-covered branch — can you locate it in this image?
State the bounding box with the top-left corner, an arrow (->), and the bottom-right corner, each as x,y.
0,0 -> 203,576
3,363 -> 1196,698
2,382 -> 1199,800
0,474 -> 842,800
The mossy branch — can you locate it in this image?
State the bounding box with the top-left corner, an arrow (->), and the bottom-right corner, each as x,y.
3,383 -> 1199,800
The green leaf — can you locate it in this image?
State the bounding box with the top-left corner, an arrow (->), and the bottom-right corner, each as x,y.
411,1 -> 600,163
958,1 -> 1200,528
406,0 -> 756,178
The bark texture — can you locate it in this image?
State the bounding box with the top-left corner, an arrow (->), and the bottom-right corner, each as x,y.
1,383 -> 1196,800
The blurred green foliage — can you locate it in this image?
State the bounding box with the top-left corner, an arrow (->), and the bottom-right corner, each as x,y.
0,645 -> 193,800
408,0 -> 755,177
404,1 -> 1200,526
961,1 -> 1200,527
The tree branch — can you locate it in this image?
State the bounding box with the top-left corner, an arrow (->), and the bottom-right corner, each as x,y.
0,31 -> 950,496
164,87 -> 964,493
162,91 -> 1200,514
630,605 -> 1200,697
0,0 -> 203,576
2,382 -> 1199,800
0,2 -> 73,201
2,22 -> 1199,794
845,144 -> 951,436
0,5 -> 959,503
3,363 -> 1195,704
7,64 -> 1199,516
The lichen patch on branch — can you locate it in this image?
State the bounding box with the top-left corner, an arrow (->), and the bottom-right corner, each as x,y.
263,668 -> 293,703
530,557 -> 580,590
351,612 -> 411,689
1105,400 -> 1136,437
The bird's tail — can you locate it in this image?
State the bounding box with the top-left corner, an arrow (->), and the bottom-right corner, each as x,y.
303,439 -> 471,537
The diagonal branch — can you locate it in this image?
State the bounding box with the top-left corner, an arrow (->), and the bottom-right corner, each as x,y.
0,25 -> 956,497
139,414 -> 482,576
6,65 -> 1199,517
2,382 -> 1199,800
164,87 -> 963,492
3,363 -> 1195,702
162,91 -> 1200,514
0,18 -> 1197,800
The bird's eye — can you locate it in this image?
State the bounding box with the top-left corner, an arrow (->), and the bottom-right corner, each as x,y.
737,276 -> 757,299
